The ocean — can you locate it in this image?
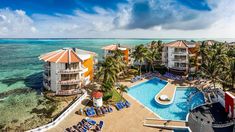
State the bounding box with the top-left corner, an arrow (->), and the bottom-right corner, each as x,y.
0,38 -> 232,129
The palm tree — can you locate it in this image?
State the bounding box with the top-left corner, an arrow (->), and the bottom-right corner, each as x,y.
111,49 -> 128,78
146,47 -> 161,72
201,43 -> 227,89
132,44 -> 148,75
117,84 -> 128,97
96,56 -> 119,85
220,58 -> 235,90
101,80 -> 113,92
188,56 -> 198,79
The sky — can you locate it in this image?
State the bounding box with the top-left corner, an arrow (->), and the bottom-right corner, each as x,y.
0,0 -> 235,38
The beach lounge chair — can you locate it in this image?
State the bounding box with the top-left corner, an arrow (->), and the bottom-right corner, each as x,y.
99,121 -> 104,130
95,107 -> 103,116
101,106 -> 108,114
86,118 -> 96,125
107,106 -> 113,112
125,101 -> 131,108
85,108 -> 92,117
115,102 -> 122,110
120,101 -> 126,108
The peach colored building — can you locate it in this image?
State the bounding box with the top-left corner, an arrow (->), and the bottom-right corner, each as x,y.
162,40 -> 201,75
102,44 -> 132,64
39,48 -> 97,95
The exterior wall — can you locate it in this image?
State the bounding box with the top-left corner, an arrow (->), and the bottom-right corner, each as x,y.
167,47 -> 175,68
83,56 -> 94,81
123,49 -> 129,63
225,92 -> 235,118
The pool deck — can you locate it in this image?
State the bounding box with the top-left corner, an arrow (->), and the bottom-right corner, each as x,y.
47,92 -> 173,132
155,83 -> 176,105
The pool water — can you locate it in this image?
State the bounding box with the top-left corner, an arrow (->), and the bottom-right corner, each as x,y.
127,78 -> 205,121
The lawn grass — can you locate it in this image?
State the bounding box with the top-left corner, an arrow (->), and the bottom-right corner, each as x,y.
111,88 -> 124,103
103,88 -> 124,104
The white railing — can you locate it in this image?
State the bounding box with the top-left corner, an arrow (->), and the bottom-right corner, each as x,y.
58,79 -> 81,85
27,91 -> 87,132
57,68 -> 88,74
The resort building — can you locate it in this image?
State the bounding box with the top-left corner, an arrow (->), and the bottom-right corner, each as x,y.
162,40 -> 201,75
102,44 -> 133,64
39,48 -> 97,95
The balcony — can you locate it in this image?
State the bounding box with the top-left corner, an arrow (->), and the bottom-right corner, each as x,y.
56,89 -> 82,95
58,79 -> 82,85
172,58 -> 187,62
171,67 -> 187,71
57,67 -> 88,74
173,51 -> 187,54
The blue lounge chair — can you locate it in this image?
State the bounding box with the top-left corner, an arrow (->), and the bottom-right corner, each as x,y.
125,101 -> 131,108
108,106 -> 113,112
115,103 -> 122,110
120,102 -> 125,108
86,108 -> 92,117
99,121 -> 104,130
90,107 -> 96,116
86,118 -> 96,125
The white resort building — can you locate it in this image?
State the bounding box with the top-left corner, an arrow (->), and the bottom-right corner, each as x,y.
162,40 -> 201,75
39,48 -> 97,95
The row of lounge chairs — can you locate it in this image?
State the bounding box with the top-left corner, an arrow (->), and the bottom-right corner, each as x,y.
85,106 -> 113,117
115,101 -> 131,110
163,72 -> 182,81
142,72 -> 156,79
131,76 -> 143,83
65,118 -> 104,132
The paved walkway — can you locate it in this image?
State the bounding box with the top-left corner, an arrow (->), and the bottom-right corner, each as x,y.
155,83 -> 176,105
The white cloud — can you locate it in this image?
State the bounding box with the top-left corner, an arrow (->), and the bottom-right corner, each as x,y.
0,8 -> 37,37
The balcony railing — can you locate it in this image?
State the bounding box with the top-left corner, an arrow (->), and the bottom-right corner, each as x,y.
171,67 -> 187,70
58,79 -> 82,85
172,58 -> 187,62
173,51 -> 187,54
56,89 -> 82,95
57,68 -> 88,74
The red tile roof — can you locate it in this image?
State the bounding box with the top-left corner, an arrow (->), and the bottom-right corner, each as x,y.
165,40 -> 188,48
39,48 -> 82,63
92,91 -> 103,98
102,44 -> 118,51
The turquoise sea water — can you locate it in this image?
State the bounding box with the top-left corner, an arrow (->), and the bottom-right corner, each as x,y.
127,78 -> 205,121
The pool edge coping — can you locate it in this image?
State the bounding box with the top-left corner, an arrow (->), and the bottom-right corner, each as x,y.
154,82 -> 177,106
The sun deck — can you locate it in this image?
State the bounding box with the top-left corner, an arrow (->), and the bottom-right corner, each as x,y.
47,93 -> 175,132
155,83 -> 176,105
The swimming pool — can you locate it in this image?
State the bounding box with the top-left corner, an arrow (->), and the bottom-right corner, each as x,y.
127,78 -> 205,121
